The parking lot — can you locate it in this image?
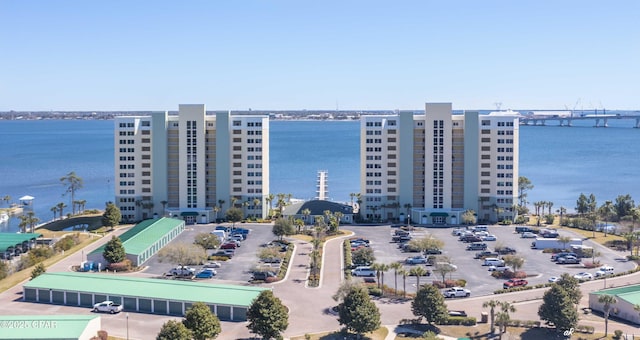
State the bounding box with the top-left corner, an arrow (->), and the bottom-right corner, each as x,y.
138,222 -> 278,283
343,225 -> 635,297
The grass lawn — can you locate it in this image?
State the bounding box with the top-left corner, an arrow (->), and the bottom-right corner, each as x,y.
393,323 -> 614,340
291,327 -> 389,340
0,231 -> 101,294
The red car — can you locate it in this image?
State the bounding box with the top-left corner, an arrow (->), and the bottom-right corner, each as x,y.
503,278 -> 528,289
220,243 -> 237,249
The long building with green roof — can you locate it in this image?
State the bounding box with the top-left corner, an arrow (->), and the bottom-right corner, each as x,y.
23,272 -> 269,321
0,232 -> 42,260
87,217 -> 184,267
589,284 -> 640,325
0,315 -> 101,340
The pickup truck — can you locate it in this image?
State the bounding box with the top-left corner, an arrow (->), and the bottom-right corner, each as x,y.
442,287 -> 471,298
93,301 -> 123,314
503,278 -> 528,289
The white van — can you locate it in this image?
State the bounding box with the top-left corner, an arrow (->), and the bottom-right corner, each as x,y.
595,265 -> 614,277
351,266 -> 376,277
483,258 -> 505,266
474,225 -> 489,232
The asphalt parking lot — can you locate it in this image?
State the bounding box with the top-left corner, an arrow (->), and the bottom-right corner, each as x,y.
343,225 -> 635,296
139,222 -> 278,283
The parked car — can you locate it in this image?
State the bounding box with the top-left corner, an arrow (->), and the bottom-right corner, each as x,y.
442,287 -> 471,298
488,265 -> 509,272
229,234 -> 244,242
556,255 -> 580,264
351,266 -> 376,277
466,243 -> 487,251
573,272 -> 593,281
503,278 -> 528,289
212,249 -> 234,258
448,310 -> 468,317
349,238 -> 370,244
481,234 -> 497,241
483,258 -> 505,267
405,255 -> 428,265
220,242 -> 238,249
262,257 -> 282,264
215,226 -> 231,232
252,271 -> 276,281
424,248 -> 442,255
392,235 -> 412,243
203,262 -> 221,268
515,226 -> 533,233
521,232 -> 537,238
401,243 -> 421,253
474,251 -> 499,259
195,269 -> 216,279
460,235 -> 482,243
548,276 -> 560,283
595,265 -> 614,277
93,301 -> 123,314
551,252 -> 578,262
169,266 -> 196,277
496,247 -> 517,255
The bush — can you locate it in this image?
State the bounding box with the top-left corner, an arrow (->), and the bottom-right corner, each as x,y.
438,316 -> 477,326
54,235 -> 78,252
367,286 -> 382,297
613,330 -> 624,340
107,259 -> 132,272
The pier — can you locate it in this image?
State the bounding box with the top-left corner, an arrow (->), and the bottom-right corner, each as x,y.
520,112 -> 640,128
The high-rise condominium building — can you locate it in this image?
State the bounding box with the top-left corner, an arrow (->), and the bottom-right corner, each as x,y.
114,104 -> 269,224
360,103 -> 519,224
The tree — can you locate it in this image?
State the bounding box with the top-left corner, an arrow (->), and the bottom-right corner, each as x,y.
495,302 -> 516,337
389,262 -> 402,296
482,299 -> 501,334
518,176 -> 534,207
183,302 -> 221,340
538,285 -> 578,332
301,208 -> 311,226
555,273 -> 582,306
60,171 -> 83,215
103,236 -> 126,264
225,207 -> 243,227
598,294 -> 618,337
411,284 -> 447,325
246,290 -> 288,339
0,261 -> 8,281
502,255 -> 524,272
157,320 -> 192,340
398,268 -> 408,297
50,206 -> 58,220
615,194 -> 635,221
337,286 -> 381,337
272,218 -> 295,240
599,200 -> 616,236
157,243 -> 207,266
18,212 -> 40,234
193,233 -> 221,250
351,247 -> 375,266
576,193 -> 589,216
31,263 -> 46,280
433,257 -> 456,283
461,209 -> 476,225
102,202 -> 121,230
409,266 -> 428,292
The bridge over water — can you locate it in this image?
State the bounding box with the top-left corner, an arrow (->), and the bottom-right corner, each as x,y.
519,113 -> 640,128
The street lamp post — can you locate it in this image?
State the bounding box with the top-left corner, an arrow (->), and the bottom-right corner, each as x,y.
126,313 -> 129,340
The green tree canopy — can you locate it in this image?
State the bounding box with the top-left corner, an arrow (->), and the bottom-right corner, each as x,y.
183,302 -> 221,340
518,176 -> 533,207
272,218 -> 295,240
411,284 -> 448,325
156,320 -> 192,340
337,286 -> 381,336
538,285 -> 578,331
102,202 -> 121,229
225,207 -> 243,225
157,243 -> 207,266
103,236 -> 126,264
246,290 -> 289,339
193,233 -> 221,250
31,263 -> 46,280
351,247 -> 375,266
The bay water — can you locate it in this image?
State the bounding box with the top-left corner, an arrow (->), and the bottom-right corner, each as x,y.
0,117 -> 638,232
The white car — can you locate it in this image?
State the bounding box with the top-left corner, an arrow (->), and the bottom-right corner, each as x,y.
548,276 -> 560,283
573,272 -> 593,281
481,234 -> 497,241
442,287 -> 471,298
521,232 -> 537,238
488,265 -> 509,272
595,266 -> 614,277
203,262 -> 221,268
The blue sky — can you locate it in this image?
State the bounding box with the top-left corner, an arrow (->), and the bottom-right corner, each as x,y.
1,1 -> 638,111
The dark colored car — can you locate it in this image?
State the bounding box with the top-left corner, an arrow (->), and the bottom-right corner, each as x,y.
474,251 -> 499,259
252,271 -> 276,281
460,235 -> 482,243
424,248 -> 442,255
497,247 -> 517,255
220,243 -> 238,249
515,226 -> 533,233
466,243 -> 487,251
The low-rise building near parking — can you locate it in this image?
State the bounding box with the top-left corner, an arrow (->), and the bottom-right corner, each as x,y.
0,315 -> 101,340
590,285 -> 640,325
23,272 -> 268,321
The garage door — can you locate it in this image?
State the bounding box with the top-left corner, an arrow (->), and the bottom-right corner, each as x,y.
66,292 -> 79,306
52,290 -> 65,304
169,301 -> 183,315
154,300 -> 167,314
139,299 -> 152,313
216,305 -> 231,321
37,289 -> 50,303
233,307 -> 247,321
123,297 -> 137,311
24,288 -> 37,302
80,293 -> 93,307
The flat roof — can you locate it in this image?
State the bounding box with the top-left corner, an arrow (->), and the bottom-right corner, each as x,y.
591,284 -> 640,305
0,315 -> 99,339
90,217 -> 184,256
0,233 -> 42,253
25,272 -> 268,307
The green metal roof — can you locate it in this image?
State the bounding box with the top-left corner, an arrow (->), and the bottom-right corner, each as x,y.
591,284 -> 640,305
89,217 -> 184,256
0,233 -> 42,253
0,314 -> 99,339
25,272 -> 269,307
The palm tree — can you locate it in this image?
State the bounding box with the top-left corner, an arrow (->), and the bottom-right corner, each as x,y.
253,198 -> 261,218
213,206 -> 220,220
547,201 -> 554,215
371,263 -> 383,289
302,208 -> 311,227
334,211 -> 344,233
230,196 -> 238,208
266,194 -> 274,218
482,299 -> 501,334
599,294 -> 617,337
389,262 -> 402,296
50,206 -> 58,221
19,211 -> 40,234
599,200 -> 616,237
409,266 -> 427,292
496,301 -> 516,338
60,171 -> 83,214
217,199 -> 225,209
398,268 -> 408,297
56,202 -> 67,219
378,263 -> 389,295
